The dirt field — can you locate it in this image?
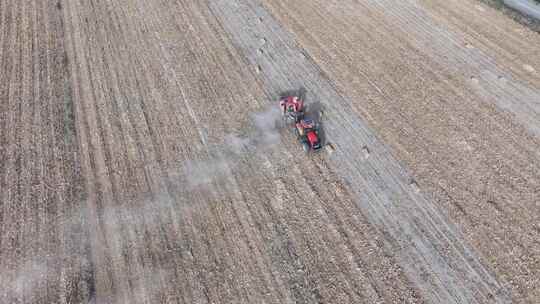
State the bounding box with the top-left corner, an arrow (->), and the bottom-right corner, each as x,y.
0,0 -> 538,303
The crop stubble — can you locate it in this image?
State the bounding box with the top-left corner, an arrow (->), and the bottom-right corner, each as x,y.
1,0 -> 539,303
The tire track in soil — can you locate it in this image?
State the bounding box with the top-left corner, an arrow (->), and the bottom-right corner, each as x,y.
60,0 -> 116,302
233,154 -> 327,304
0,2 -> 13,278
0,1 -> 89,303
230,155 -> 306,304
1,0 -> 25,301
220,169 -> 293,303
29,2 -> 48,302
38,2 -> 60,302
263,151 -> 379,303
303,158 -> 423,302
19,1 -> 40,302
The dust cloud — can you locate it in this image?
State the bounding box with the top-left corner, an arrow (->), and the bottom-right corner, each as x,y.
182,104 -> 283,189
0,106 -> 284,303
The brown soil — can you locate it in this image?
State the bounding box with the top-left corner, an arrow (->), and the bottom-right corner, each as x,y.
1,0 -> 538,303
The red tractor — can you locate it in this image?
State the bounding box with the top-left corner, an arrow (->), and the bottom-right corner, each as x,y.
279,90 -> 323,152
295,118 -> 322,152
279,95 -> 304,122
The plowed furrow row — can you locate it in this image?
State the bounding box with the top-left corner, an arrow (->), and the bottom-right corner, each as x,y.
2,0 -> 539,303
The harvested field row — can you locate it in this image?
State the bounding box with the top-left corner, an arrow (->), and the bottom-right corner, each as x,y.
0,0 -> 89,303
0,0 -> 538,303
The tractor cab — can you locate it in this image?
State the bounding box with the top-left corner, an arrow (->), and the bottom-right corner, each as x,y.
278,89 -> 325,153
